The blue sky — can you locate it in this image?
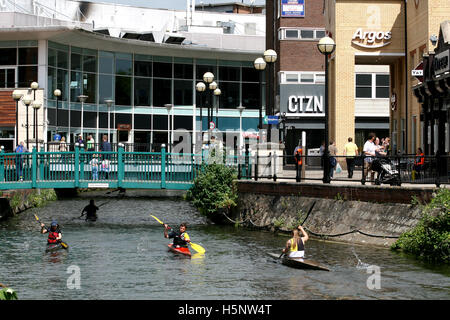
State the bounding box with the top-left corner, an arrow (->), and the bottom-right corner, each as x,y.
88,0 -> 265,10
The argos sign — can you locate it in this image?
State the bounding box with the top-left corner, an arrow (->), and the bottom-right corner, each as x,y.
352,28 -> 392,49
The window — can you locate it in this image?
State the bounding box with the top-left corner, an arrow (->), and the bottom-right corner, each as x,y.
219,66 -> 240,81
153,62 -> 172,78
0,48 -> 16,65
375,74 -> 389,98
174,64 -> 193,79
19,48 -> 38,65
115,76 -> 132,105
315,30 -> 326,39
153,78 -> 171,107
355,74 -> 372,98
134,78 -> 151,106
300,73 -> 314,83
285,74 -> 298,82
174,80 -> 193,106
300,30 -> 314,39
285,30 -> 298,39
280,28 -> 327,40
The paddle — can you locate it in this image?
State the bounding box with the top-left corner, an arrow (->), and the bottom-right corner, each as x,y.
74,201 -> 108,220
150,215 -> 206,254
34,214 -> 68,249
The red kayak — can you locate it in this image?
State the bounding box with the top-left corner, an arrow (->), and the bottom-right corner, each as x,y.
168,243 -> 191,257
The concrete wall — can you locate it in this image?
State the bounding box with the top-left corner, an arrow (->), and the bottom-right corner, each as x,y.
234,181 -> 438,247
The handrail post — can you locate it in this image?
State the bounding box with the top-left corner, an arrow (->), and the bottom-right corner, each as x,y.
361,154 -> 365,185
74,144 -> 80,188
118,144 -> 124,188
255,148 -> 259,181
0,147 -> 4,182
80,144 -> 85,181
435,152 -> 441,187
273,151 -> 277,182
32,147 -> 37,188
161,144 -> 166,189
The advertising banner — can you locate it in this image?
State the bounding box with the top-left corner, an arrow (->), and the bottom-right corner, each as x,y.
280,84 -> 325,117
281,0 -> 305,18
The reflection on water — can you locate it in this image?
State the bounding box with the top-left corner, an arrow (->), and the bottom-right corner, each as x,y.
0,197 -> 449,300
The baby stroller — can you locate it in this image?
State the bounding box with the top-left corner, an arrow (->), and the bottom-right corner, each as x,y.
371,157 -> 401,186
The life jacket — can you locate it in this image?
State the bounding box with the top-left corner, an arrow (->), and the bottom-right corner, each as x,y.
47,231 -> 60,244
414,153 -> 424,166
294,147 -> 303,165
289,237 -> 304,252
171,231 -> 190,248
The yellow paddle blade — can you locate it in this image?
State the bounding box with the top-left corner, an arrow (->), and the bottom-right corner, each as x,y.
34,214 -> 39,221
60,242 -> 68,249
150,215 -> 164,225
189,242 -> 205,254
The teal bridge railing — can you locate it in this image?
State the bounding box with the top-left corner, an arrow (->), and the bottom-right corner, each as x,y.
0,146 -> 252,190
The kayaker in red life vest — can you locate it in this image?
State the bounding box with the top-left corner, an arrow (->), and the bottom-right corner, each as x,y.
40,220 -> 62,244
164,223 -> 190,248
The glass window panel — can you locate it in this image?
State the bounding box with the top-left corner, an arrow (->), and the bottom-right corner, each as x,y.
99,55 -> 114,74
174,63 -> 193,79
242,82 -> 260,109
83,55 -> 97,73
153,62 -> 172,78
83,73 -> 97,103
153,115 -> 168,130
47,67 -> 57,98
315,30 -> 326,39
174,80 -> 193,106
300,73 -> 314,83
300,30 -> 314,39
116,59 -> 132,75
71,53 -> 82,71
174,116 -> 193,130
70,110 -> 81,127
376,87 -> 389,98
134,60 -> 152,77
0,48 -> 16,65
57,69 -> 69,101
18,66 -> 37,87
115,113 -> 132,126
48,48 -> 56,67
315,73 -> 325,83
153,79 -> 171,107
115,76 -> 132,105
134,77 -> 151,106
356,74 -> 372,86
356,87 -> 372,98
56,50 -> 67,69
242,67 -> 259,82
57,109 -> 69,127
220,82 -> 240,108
285,30 -> 298,38
376,74 -> 390,86
70,71 -> 83,102
83,111 -> 97,129
196,65 -> 217,81
219,66 -> 240,81
18,47 -> 38,65
99,74 -> 114,104
286,74 -> 298,82
134,114 -> 152,130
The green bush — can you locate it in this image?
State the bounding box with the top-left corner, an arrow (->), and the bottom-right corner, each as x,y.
391,188 -> 450,264
185,163 -> 238,216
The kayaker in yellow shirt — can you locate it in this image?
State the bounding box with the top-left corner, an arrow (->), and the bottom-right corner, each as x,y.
282,225 -> 309,258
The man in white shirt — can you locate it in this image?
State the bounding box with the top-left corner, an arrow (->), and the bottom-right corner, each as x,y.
363,133 -> 377,183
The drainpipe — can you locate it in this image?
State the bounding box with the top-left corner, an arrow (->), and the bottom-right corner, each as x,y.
404,0 -> 409,154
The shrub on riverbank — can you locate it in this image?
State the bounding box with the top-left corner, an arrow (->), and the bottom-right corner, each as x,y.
391,188 -> 450,264
185,163 -> 238,217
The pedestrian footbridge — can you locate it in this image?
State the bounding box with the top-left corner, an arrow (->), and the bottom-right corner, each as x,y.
0,146 -> 252,191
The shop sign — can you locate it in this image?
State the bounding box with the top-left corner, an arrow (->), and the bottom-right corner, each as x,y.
117,124 -> 131,131
434,50 -> 449,75
280,84 -> 325,117
281,0 -> 305,17
351,28 -> 392,49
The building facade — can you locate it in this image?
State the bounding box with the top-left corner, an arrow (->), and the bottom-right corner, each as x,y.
0,0 -> 266,152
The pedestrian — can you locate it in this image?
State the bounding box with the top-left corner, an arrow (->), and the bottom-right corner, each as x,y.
100,134 -> 112,160
363,132 -> 377,184
383,137 -> 391,156
319,141 -> 325,168
101,157 -> 110,180
329,141 -> 338,179
58,136 -> 67,162
90,154 -> 99,180
413,147 -> 425,179
293,140 -> 303,182
343,137 -> 358,178
76,135 -> 84,146
14,141 -> 27,181
87,135 -> 95,151
375,137 -> 387,157
282,225 -> 309,258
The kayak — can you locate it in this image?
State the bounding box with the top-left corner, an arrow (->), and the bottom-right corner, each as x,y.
267,253 -> 330,271
45,243 -> 69,253
168,243 -> 191,257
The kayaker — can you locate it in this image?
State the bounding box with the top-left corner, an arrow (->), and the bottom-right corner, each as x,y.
282,225 -> 309,258
164,222 -> 190,248
81,199 -> 99,221
40,220 -> 63,245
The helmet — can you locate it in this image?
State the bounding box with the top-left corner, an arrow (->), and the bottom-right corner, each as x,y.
50,220 -> 58,227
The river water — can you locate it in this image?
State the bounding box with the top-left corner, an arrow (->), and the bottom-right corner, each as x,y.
0,197 -> 449,300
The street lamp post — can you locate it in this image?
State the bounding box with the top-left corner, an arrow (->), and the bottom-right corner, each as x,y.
317,36 -> 336,184
237,106 -> 245,154
263,49 -> 277,143
202,72 -> 214,141
213,88 -> 221,129
54,89 -> 61,135
22,95 -> 33,149
208,81 -> 217,144
254,57 -> 267,131
30,82 -> 39,142
105,99 -> 114,144
78,95 -> 88,142
164,104 -> 173,152
12,91 -> 24,148
32,102 -> 41,150
196,82 -> 206,149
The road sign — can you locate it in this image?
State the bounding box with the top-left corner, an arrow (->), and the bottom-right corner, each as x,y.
267,115 -> 279,125
412,61 -> 424,82
209,121 -> 215,129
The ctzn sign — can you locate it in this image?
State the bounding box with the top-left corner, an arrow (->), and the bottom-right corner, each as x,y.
287,95 -> 324,117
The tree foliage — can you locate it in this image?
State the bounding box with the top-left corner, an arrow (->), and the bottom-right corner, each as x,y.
185,163 -> 238,216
